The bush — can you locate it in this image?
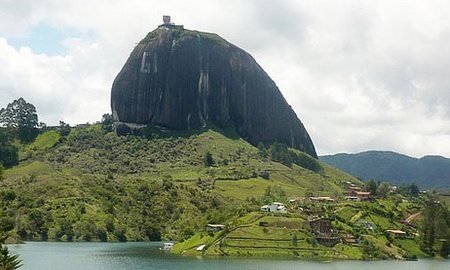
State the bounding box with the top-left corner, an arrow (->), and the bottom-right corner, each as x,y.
115,124 -> 132,136
203,151 -> 214,167
260,170 -> 270,180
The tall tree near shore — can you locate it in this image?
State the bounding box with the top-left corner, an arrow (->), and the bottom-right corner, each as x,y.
421,199 -> 450,256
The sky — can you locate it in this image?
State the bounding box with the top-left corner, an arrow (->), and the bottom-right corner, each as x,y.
1,0 -> 450,158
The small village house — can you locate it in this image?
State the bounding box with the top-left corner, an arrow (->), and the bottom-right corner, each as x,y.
309,217 -> 340,246
345,185 -> 362,196
356,191 -> 371,201
288,197 -> 306,203
309,196 -> 335,203
342,234 -> 359,245
309,218 -> 333,235
260,202 -> 287,213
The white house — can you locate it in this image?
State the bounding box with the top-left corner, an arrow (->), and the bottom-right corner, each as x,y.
260,202 -> 287,213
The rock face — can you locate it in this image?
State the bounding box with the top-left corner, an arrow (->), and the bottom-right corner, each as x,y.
111,24 -> 317,158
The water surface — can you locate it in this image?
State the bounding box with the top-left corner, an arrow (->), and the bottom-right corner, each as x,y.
8,242 -> 449,270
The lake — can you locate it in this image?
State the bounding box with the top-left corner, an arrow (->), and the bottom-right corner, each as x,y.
7,242 -> 449,270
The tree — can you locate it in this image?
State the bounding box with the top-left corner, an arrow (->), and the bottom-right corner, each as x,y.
257,142 -> 267,158
105,218 -> 115,233
203,151 -> 214,167
408,183 -> 420,197
101,113 -> 114,132
0,98 -> 39,143
0,244 -> 22,269
365,179 -> 378,195
422,202 -> 436,254
421,199 -> 450,255
0,129 -> 19,168
0,233 -> 21,270
0,165 -> 3,181
58,121 -> 71,137
377,182 -> 391,198
291,233 -> 298,246
262,185 -> 286,203
113,226 -> 127,242
440,238 -> 450,258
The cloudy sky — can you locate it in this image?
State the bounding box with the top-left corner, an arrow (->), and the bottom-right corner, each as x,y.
1,0 -> 450,158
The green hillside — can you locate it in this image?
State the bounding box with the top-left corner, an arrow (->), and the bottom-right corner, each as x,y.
1,126 -> 448,260
1,125 -> 353,241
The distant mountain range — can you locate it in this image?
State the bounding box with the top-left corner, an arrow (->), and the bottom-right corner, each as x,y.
320,151 -> 450,190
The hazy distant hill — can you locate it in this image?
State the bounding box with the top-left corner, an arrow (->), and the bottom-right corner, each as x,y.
320,151 -> 450,189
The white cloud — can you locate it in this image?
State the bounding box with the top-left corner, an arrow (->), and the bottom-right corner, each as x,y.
0,0 -> 450,158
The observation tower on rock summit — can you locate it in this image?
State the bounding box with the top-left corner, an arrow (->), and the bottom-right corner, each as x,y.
159,15 -> 184,29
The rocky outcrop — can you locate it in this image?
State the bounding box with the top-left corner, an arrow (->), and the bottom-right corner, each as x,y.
111,24 -> 317,158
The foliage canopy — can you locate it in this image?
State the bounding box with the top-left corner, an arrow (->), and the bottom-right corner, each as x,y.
0,98 -> 39,143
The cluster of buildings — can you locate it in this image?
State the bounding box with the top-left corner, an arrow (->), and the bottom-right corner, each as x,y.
254,180 -> 410,247
344,182 -> 372,201
259,182 -> 371,215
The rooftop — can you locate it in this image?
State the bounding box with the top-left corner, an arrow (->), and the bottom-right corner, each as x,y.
206,224 -> 225,228
386,229 -> 406,234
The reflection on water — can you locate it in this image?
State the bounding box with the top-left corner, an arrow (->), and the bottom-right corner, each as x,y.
7,242 -> 449,270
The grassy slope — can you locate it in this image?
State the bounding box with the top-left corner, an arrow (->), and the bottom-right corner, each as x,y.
0,126 -> 429,260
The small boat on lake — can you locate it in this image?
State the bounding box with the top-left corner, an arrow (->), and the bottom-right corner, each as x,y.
160,242 -> 174,251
